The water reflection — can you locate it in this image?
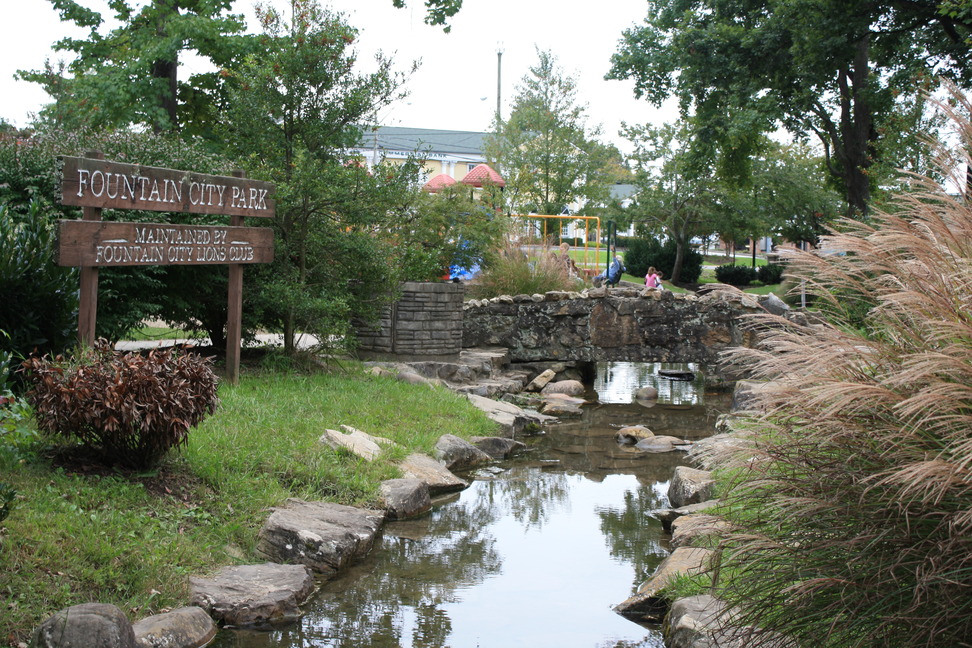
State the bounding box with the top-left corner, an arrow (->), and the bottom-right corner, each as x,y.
211,363 -> 728,648
212,470 -> 669,648
595,362 -> 704,406
597,482 -> 672,592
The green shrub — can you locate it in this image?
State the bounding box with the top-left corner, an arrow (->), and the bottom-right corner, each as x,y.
0,331 -> 13,394
0,330 -> 40,465
718,95 -> 972,647
652,239 -> 703,284
0,201 -> 78,362
715,264 -> 757,286
756,262 -> 785,285
673,244 -> 705,284
0,392 -> 40,467
622,237 -> 655,278
22,342 -> 219,468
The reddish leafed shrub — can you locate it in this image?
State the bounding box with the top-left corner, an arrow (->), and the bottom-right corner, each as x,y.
22,341 -> 219,468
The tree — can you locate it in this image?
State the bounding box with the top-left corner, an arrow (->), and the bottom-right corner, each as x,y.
718,140 -> 842,260
19,0 -> 249,135
390,0 -> 463,31
486,49 -> 615,217
222,0 -> 414,355
390,183 -> 508,282
755,142 -> 841,248
622,122 -> 722,283
607,0 -> 972,217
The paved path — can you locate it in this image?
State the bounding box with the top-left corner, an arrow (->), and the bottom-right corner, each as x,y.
115,333 -> 320,352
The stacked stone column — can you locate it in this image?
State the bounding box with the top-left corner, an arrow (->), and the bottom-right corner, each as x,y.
357,281 -> 464,358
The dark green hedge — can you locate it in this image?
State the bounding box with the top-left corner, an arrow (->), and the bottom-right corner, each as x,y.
625,238 -> 703,283
715,264 -> 758,286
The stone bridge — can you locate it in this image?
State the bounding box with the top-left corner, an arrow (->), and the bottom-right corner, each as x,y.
462,285 -> 776,368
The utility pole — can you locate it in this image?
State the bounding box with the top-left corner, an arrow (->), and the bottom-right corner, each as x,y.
496,42 -> 504,124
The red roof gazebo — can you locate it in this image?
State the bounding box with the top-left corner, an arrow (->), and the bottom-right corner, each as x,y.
422,173 -> 458,193
460,164 -> 506,188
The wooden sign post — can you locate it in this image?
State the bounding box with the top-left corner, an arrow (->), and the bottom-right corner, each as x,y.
77,150 -> 103,347
57,153 -> 276,384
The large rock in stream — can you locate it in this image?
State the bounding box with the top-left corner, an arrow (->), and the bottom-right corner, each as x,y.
524,368 -> 556,392
614,547 -> 713,623
433,434 -> 493,472
668,466 -> 715,508
671,514 -> 733,549
664,595 -> 736,648
615,425 -> 654,444
653,500 -> 722,533
470,436 -> 527,460
539,392 -> 586,417
635,435 -> 683,453
540,379 -> 586,396
465,393 -> 552,437
256,499 -> 385,575
399,453 -> 468,495
189,563 -> 315,627
32,603 -> 136,648
132,606 -> 216,648
380,478 -> 432,520
664,594 -> 797,648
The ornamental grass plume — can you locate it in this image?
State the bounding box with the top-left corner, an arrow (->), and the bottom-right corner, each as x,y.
715,89 -> 972,648
468,237 -> 580,298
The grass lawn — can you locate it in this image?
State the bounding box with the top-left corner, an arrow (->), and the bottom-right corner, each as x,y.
743,283 -> 785,295
702,254 -> 768,267
567,247 -> 610,269
0,366 -> 497,646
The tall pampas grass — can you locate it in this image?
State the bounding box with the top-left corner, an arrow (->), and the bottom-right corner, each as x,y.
468,237 -> 581,298
716,88 -> 972,648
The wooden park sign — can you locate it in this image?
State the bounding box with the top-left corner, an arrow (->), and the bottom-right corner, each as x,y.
57,152 -> 276,384
59,155 -> 273,216
57,221 -> 274,266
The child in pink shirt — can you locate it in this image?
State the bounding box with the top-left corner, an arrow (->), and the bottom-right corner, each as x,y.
645,266 -> 663,289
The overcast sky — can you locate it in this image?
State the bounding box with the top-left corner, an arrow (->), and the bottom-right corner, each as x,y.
0,0 -> 678,152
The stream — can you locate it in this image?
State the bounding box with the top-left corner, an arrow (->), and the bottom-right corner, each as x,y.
211,362 -> 730,648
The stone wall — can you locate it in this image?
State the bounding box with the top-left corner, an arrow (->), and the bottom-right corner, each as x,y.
357,281 -> 465,358
462,286 -> 764,366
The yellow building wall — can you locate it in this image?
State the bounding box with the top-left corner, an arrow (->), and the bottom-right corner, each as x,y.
353,152 -> 483,182
424,160 -> 443,177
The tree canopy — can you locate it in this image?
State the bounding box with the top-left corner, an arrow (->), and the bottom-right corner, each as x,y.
486,49 -> 617,217
622,122 -> 721,282
608,0 -> 972,217
220,0 -> 415,355
720,139 -> 842,251
7,0 -> 509,356
620,121 -> 841,280
390,0 -> 463,31
19,0 -> 251,135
